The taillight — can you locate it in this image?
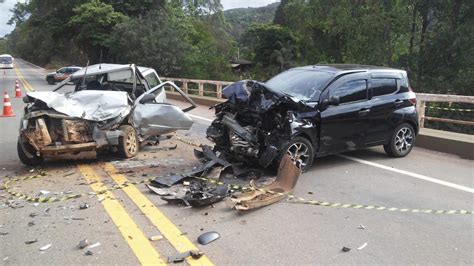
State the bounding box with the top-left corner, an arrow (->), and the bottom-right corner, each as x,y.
408,87 -> 417,105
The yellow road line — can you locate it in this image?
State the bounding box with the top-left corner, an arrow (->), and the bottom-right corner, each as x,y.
78,164 -> 166,265
102,162 -> 214,266
13,63 -> 34,92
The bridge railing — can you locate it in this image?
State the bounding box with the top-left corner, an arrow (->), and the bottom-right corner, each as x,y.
162,77 -> 473,129
416,93 -> 474,128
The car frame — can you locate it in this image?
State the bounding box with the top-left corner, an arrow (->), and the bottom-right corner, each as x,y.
207,64 -> 419,171
18,63 -> 196,165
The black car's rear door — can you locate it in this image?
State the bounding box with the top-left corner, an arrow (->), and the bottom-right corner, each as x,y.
319,73 -> 371,154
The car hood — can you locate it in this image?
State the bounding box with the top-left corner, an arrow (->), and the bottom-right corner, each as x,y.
26,91 -> 131,122
46,71 -> 56,76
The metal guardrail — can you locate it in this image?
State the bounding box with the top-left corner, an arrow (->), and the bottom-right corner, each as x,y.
416,93 -> 474,128
162,77 -> 473,129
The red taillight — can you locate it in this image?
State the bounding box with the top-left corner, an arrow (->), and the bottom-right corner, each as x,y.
408,87 -> 417,105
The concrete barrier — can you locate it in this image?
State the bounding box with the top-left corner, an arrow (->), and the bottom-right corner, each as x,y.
416,128 -> 473,159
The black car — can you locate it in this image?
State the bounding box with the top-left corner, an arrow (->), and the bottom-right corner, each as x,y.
207,64 -> 419,171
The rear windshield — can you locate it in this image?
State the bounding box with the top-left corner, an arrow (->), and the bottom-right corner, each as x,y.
265,69 -> 333,101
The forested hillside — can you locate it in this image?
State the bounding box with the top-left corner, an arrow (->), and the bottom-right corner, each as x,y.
4,0 -> 473,97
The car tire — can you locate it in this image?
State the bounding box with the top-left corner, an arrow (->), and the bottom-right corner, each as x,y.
383,122 -> 416,158
279,136 -> 314,172
17,139 -> 43,166
46,77 -> 55,85
118,125 -> 139,158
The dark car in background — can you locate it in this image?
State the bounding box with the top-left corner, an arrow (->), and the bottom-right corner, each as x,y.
207,64 -> 419,171
46,66 -> 82,84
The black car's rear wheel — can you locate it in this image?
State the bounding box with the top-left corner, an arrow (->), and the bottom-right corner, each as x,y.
384,123 -> 415,158
118,125 -> 139,158
46,76 -> 55,85
17,138 -> 43,166
281,136 -> 314,172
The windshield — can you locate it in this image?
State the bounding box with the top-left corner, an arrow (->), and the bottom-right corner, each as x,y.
0,57 -> 13,64
265,69 -> 334,101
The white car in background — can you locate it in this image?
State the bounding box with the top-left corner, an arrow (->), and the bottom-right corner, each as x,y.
0,54 -> 14,69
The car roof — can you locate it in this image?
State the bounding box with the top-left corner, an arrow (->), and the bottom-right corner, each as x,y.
71,63 -> 152,78
292,64 -> 405,74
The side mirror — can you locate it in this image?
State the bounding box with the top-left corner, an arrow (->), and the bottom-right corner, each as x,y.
323,95 -> 340,107
139,94 -> 155,104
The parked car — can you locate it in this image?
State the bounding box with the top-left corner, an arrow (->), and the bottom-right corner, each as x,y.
0,54 -> 14,69
18,63 -> 196,165
207,64 -> 418,171
46,66 -> 82,84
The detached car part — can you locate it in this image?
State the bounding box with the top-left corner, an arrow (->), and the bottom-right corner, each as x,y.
230,154 -> 301,211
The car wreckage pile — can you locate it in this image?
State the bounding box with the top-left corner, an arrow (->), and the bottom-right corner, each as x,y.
148,80 -> 304,211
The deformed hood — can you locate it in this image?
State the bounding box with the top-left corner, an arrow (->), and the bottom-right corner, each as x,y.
26,91 -> 131,121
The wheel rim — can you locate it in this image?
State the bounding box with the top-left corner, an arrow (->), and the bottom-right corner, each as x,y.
286,142 -> 310,168
126,130 -> 137,154
394,127 -> 414,154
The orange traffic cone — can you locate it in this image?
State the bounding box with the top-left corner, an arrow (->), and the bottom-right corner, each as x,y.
1,91 -> 15,117
15,79 -> 22,98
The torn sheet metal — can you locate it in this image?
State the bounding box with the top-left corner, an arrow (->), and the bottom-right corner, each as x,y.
231,155 -> 301,210
132,103 -> 193,136
26,91 -> 130,121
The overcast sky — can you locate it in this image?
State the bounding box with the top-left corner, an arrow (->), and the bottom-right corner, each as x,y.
0,0 -> 280,37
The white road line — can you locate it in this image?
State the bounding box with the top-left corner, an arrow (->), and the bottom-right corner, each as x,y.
338,154 -> 474,194
188,114 -> 213,123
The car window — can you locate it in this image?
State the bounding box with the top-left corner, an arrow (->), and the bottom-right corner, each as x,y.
57,68 -> 66,74
332,79 -> 367,104
144,72 -> 160,89
372,78 -> 397,96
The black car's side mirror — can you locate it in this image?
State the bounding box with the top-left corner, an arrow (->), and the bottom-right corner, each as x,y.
139,94 -> 155,104
323,95 -> 340,107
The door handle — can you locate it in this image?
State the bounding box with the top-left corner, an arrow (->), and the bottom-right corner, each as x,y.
358,108 -> 370,116
394,99 -> 403,106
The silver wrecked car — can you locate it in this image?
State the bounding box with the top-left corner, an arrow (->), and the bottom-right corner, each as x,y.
18,63 -> 196,165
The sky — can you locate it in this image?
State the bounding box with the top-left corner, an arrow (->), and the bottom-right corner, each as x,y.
0,0 -> 280,37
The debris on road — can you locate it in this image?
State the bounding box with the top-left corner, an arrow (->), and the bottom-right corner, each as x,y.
38,190 -> 50,196
197,231 -> 220,245
358,224 -> 366,229
29,212 -> 37,218
167,250 -> 203,263
39,243 -> 52,251
28,221 -> 35,226
79,203 -> 89,210
357,242 -> 368,250
84,250 -> 93,256
341,246 -> 351,252
0,232 -> 8,236
88,242 -> 101,249
149,235 -> 163,241
25,239 -> 38,244
78,239 -> 89,249
231,155 -> 301,210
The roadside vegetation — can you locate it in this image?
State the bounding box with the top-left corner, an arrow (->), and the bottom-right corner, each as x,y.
4,0 -> 473,98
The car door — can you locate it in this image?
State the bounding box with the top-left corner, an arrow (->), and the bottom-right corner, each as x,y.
365,74 -> 402,145
319,73 -> 371,154
132,81 -> 196,137
55,68 -> 68,81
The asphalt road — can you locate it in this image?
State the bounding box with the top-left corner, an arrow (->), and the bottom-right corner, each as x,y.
0,59 -> 473,265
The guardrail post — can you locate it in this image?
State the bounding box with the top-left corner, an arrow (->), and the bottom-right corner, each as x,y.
417,100 -> 426,128
216,84 -> 222,99
183,82 -> 188,94
198,83 -> 204,96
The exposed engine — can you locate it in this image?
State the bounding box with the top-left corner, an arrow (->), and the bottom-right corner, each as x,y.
206,80 -> 316,168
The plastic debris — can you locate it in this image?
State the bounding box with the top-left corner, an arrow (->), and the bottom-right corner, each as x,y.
3,256 -> 9,261
197,231 -> 220,245
167,250 -> 203,263
39,190 -> 50,196
85,250 -> 93,256
358,225 -> 366,229
25,239 -> 38,244
79,203 -> 89,210
357,242 -> 368,250
149,235 -> 164,241
88,242 -> 101,249
40,244 -> 52,251
78,239 -> 89,249
341,246 -> 351,252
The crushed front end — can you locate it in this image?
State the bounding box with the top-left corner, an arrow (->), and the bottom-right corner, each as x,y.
206,80 -> 318,168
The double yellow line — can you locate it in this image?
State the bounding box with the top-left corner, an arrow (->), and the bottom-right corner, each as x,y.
13,63 -> 35,92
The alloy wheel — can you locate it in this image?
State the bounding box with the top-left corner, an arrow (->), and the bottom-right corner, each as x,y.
287,142 -> 311,168
126,130 -> 137,154
394,127 -> 414,154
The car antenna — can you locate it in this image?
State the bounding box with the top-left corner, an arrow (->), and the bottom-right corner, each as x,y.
99,49 -> 102,70
81,60 -> 89,87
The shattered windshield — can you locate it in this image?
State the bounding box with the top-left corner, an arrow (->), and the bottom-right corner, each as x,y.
265,69 -> 334,101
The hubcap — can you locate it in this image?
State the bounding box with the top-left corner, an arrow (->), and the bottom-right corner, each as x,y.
395,127 -> 413,154
126,130 -> 137,154
287,142 -> 310,168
